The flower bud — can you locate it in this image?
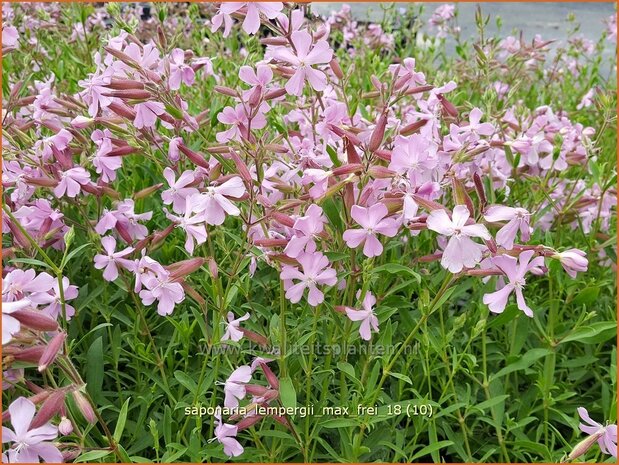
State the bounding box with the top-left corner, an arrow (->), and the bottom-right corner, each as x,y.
253,238 -> 289,248
329,59 -> 344,79
400,119 -> 428,136
104,46 -> 140,68
567,430 -> 604,461
104,89 -> 152,100
368,166 -> 396,179
239,329 -> 269,347
412,194 -> 445,212
260,37 -> 288,46
115,221 -> 134,244
180,282 -> 206,307
178,142 -> 210,169
473,172 -> 487,207
214,86 -> 238,97
344,137 -> 362,164
167,258 -> 207,281
134,183 -> 164,200
264,88 -> 288,100
12,309 -> 59,332
58,416 -> 73,435
30,390 -> 66,429
107,145 -> 139,157
368,111 -> 387,153
328,125 -> 362,146
236,414 -> 264,431
38,332 -> 66,372
404,84 -> 434,95
332,164 -> 363,177
259,362 -> 279,390
106,78 -> 145,90
373,149 -> 392,162
10,345 -> 46,363
438,94 -> 458,118
72,390 -> 96,424
230,151 -> 253,184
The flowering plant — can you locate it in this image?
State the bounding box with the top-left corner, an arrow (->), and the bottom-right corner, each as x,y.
1,2 -> 616,463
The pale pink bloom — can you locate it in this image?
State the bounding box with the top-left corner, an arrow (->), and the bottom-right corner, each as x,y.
216,104 -> 267,143
2,299 -> 30,345
138,272 -> 185,316
78,68 -> 113,117
29,277 -> 79,320
389,134 -> 438,179
426,205 -> 491,273
54,167 -> 91,198
126,253 -> 167,293
484,205 -> 531,249
211,10 -> 235,38
239,64 -> 273,88
345,291 -> 379,341
193,177 -> 246,226
161,168 -> 199,214
213,414 -> 244,457
2,25 -> 18,48
168,49 -> 195,90
168,137 -> 182,163
482,250 -> 545,317
221,312 -> 250,342
510,133 -> 553,167
343,204 -> 399,258
217,2 -> 283,35
223,365 -> 252,408
578,407 -> 617,458
459,108 -> 495,136
577,88 -> 595,110
92,133 -> 122,183
554,248 -> 588,278
2,397 -> 63,463
284,204 -> 327,258
134,101 -> 166,130
271,30 -> 333,96
3,269 -> 55,302
164,197 -> 208,254
93,236 -> 134,282
280,252 -> 337,306
389,58 -> 426,90
95,199 -> 152,241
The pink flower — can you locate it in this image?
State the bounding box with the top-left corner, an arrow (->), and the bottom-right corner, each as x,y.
216,104 -> 267,143
138,272 -> 185,316
577,407 -> 617,458
95,199 -> 152,241
2,397 -> 63,463
280,252 -> 337,306
193,177 -> 246,226
168,137 -> 182,162
223,365 -> 252,408
125,253 -> 167,294
345,291 -> 379,341
217,2 -> 283,35
161,168 -> 199,214
29,277 -> 79,320
2,25 -> 19,48
459,108 -> 495,137
221,312 -> 250,342
482,250 -> 545,317
284,204 -> 327,258
343,204 -> 399,258
3,269 -> 55,302
164,197 -> 208,254
54,167 -> 91,198
389,134 -> 438,179
134,102 -> 166,130
484,205 -> 531,250
271,30 -> 333,96
213,414 -> 244,457
554,248 -> 588,278
426,205 -> 491,273
93,236 -> 135,282
168,49 -> 195,90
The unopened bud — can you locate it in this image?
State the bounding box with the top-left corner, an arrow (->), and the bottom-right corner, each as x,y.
38,332 -> 66,372
167,258 -> 206,281
72,390 -> 96,424
30,390 -> 66,428
400,119 -> 428,136
134,183 -> 164,200
58,416 -> 73,435
214,86 -> 238,97
329,59 -> 344,79
178,142 -> 210,169
259,362 -> 279,390
12,309 -> 59,332
236,414 -> 264,431
368,111 -> 387,153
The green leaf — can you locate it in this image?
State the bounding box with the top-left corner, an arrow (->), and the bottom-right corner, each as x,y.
9,258 -> 51,269
74,450 -> 111,462
410,440 -> 454,461
490,348 -> 552,381
113,398 -> 131,442
371,263 -> 421,283
388,372 -> 413,385
279,377 -> 297,410
86,337 -> 104,402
